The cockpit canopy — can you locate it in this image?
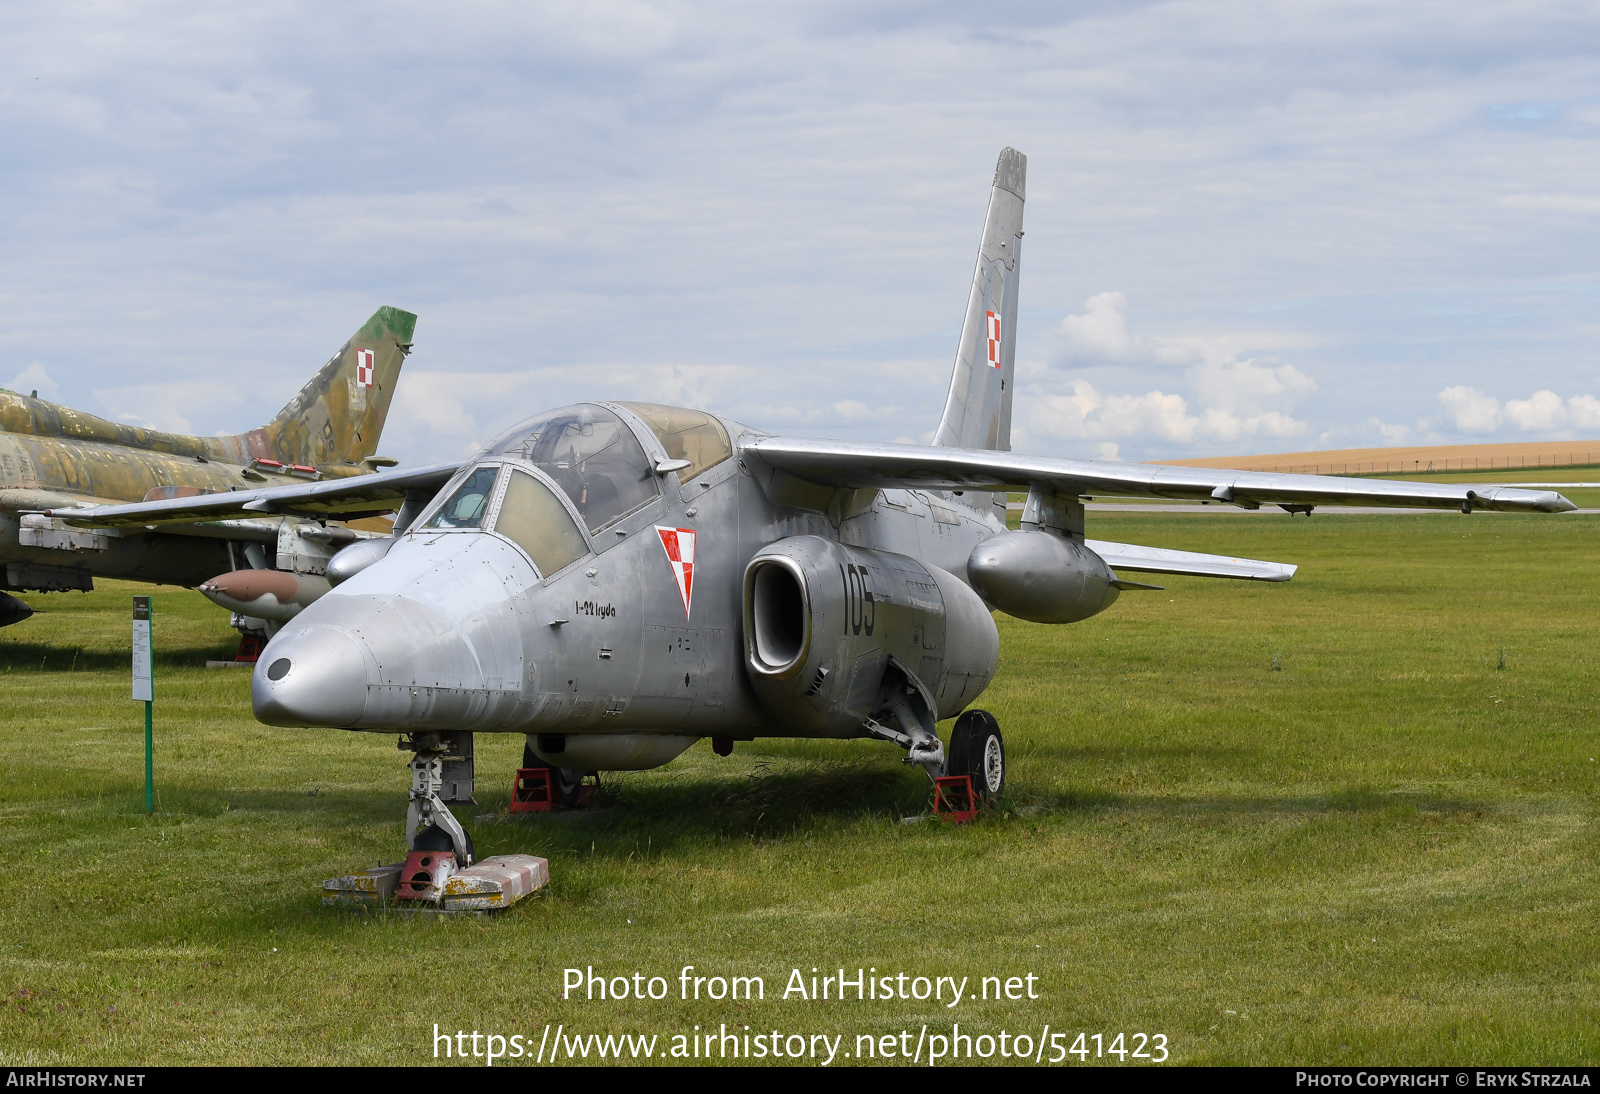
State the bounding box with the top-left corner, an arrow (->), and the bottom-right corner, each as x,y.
481,403 -> 658,533
616,402 -> 733,483
418,402 -> 734,577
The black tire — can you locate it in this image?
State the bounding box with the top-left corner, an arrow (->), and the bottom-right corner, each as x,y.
413,822 -> 474,863
947,710 -> 1005,799
522,740 -> 591,809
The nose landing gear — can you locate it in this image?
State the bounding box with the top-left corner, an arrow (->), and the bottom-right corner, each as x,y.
321,730 -> 550,913
403,732 -> 475,865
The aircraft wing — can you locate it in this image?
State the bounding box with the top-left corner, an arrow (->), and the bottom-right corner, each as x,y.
41,462 -> 464,529
744,439 -> 1577,514
1087,539 -> 1296,582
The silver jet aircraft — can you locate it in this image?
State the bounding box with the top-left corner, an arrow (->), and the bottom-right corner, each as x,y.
47,149 -> 1575,866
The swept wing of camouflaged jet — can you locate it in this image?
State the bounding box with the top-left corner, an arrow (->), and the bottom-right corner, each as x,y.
0,308 -> 415,644
47,150 -> 1575,869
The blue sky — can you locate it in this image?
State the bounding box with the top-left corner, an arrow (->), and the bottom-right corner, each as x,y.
2,1 -> 1598,464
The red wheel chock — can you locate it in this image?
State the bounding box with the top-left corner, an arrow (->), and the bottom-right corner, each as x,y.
234,632 -> 266,663
509,768 -> 554,814
509,768 -> 599,813
933,775 -> 979,823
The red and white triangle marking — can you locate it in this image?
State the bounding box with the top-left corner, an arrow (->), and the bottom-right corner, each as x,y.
656,526 -> 696,619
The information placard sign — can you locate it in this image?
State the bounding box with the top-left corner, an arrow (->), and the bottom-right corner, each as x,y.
132,596 -> 153,701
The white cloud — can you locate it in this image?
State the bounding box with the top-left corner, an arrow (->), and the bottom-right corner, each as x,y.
1058,292 -> 1138,363
388,370 -> 520,438
1567,394 -> 1600,430
1189,359 -> 1317,415
1504,389 -> 1568,431
1197,407 -> 1306,443
1367,416 -> 1413,444
1055,292 -> 1207,368
1095,388 -> 1198,444
6,363 -> 59,399
1032,295 -> 1316,454
91,379 -> 257,435
1438,387 -> 1503,433
1027,378 -> 1310,449
1434,387 -> 1600,437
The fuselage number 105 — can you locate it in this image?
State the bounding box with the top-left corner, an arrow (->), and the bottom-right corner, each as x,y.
840,563 -> 876,637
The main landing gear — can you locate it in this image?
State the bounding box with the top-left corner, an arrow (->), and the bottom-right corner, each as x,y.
931,710 -> 1005,822
947,709 -> 1006,798
863,667 -> 1006,820
321,730 -> 550,913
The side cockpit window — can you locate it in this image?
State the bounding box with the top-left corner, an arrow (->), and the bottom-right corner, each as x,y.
493,470 -> 589,577
618,402 -> 733,483
481,404 -> 656,533
422,465 -> 499,529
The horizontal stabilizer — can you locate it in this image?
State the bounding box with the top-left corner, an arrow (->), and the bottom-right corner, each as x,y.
1087,539 -> 1297,582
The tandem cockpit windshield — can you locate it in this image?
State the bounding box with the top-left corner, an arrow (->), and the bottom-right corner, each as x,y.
478,404 -> 659,533
422,402 -> 734,544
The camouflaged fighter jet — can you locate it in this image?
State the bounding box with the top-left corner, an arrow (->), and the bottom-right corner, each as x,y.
43,150 -> 1576,871
1,308 -> 415,647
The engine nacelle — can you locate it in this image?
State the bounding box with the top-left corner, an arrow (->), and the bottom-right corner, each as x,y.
742,536 -> 998,736
966,530 -> 1120,624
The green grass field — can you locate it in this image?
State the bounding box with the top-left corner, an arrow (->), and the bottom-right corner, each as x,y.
2,511 -> 1597,1066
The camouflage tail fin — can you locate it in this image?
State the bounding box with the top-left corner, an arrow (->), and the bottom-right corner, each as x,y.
239,307 -> 416,471
933,148 -> 1025,452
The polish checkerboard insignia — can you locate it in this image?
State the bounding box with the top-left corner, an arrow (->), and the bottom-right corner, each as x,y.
985,311 -> 1002,369
355,348 -> 375,387
656,527 -> 696,619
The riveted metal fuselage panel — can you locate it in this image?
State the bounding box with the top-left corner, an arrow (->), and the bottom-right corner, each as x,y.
253,405 -> 1012,741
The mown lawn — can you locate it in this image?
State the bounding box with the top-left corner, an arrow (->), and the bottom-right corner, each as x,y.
0,510 -> 1596,1066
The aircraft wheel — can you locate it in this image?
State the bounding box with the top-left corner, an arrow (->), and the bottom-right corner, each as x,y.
522,740 -> 591,809
948,710 -> 1005,799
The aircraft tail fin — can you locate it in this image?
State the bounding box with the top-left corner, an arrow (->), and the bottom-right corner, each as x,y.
933,148 -> 1025,452
236,307 -> 416,471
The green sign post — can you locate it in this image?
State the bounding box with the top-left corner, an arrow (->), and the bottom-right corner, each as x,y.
132,596 -> 153,814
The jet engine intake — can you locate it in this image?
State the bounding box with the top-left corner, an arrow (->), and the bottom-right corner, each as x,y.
742,536 -> 998,737
966,530 -> 1120,624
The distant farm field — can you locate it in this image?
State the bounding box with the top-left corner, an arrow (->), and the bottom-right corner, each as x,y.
1162,440 -> 1600,476
1,511 -> 1597,1066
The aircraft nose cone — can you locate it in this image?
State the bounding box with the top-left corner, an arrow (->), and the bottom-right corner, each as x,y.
251,625 -> 369,727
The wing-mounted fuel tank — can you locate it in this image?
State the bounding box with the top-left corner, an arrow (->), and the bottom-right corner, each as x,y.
742,536 -> 999,736
966,531 -> 1120,624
